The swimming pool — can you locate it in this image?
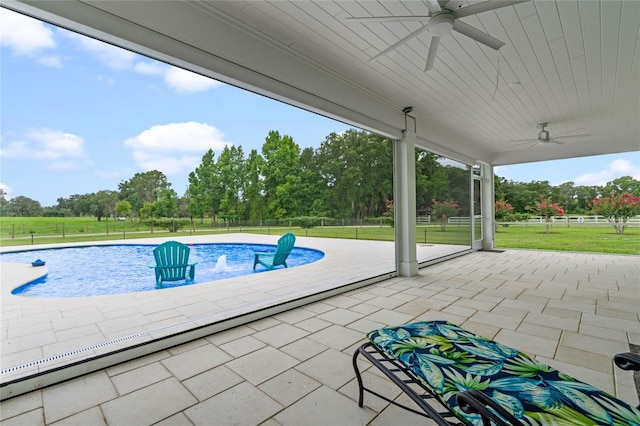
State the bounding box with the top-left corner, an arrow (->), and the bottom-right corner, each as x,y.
2,243 -> 324,298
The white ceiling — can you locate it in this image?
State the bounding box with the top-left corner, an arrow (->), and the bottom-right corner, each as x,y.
5,0 -> 639,166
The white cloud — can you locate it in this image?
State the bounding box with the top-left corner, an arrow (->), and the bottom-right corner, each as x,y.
0,183 -> 12,199
124,122 -> 229,174
0,9 -> 61,67
137,64 -> 223,93
164,67 -> 222,93
133,61 -> 164,75
574,158 -> 640,186
63,31 -> 136,70
132,152 -> 203,175
0,128 -> 88,170
0,9 -> 55,55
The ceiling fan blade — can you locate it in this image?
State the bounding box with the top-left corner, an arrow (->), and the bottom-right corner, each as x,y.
547,140 -> 564,145
455,0 -> 529,19
506,140 -> 538,149
425,0 -> 442,14
551,132 -> 591,139
509,138 -> 538,143
453,20 -> 505,50
345,15 -> 429,23
369,25 -> 432,61
425,36 -> 441,71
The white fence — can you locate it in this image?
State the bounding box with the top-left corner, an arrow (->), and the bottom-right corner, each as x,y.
418,215 -> 640,225
447,217 -> 471,224
416,215 -> 431,223
498,215 -> 640,226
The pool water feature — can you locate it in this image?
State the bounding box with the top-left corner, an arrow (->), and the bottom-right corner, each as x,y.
2,243 -> 324,298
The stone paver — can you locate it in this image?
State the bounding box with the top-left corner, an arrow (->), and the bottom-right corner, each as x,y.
101,378 -> 196,425
184,382 -> 282,426
274,386 -> 376,426
1,248 -> 638,425
226,346 -> 299,385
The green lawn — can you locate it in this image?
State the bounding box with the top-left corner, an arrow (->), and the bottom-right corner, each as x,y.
0,217 -> 638,255
494,223 -> 640,254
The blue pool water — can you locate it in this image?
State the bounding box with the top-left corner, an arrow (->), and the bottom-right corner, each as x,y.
2,243 -> 324,298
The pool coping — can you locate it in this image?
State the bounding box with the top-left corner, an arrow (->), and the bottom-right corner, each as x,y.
4,241 -> 326,298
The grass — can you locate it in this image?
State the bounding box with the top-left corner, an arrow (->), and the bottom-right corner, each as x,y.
494,223 -> 640,254
0,217 -> 638,255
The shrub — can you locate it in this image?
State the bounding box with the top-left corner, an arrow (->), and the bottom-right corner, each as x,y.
291,216 -> 322,229
510,213 -> 531,222
143,218 -> 190,232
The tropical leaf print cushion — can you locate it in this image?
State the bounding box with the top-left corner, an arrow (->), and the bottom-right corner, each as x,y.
367,321 -> 640,426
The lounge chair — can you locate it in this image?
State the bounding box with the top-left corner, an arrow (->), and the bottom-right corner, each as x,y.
253,232 -> 296,270
353,320 -> 640,425
152,241 -> 197,287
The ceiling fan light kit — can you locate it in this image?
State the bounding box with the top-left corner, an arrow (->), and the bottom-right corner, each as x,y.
427,12 -> 455,37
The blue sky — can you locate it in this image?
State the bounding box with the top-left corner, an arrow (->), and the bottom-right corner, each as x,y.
1,9 -> 639,207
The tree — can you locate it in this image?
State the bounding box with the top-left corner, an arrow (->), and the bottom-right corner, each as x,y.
217,145 -> 245,224
298,147 -> 325,217
382,199 -> 394,227
555,182 -> 578,213
574,185 -> 600,213
261,130 -> 302,219
119,170 -> 174,217
534,194 -> 564,234
496,179 -> 554,213
154,188 -> 179,218
430,199 -> 460,231
5,196 -> 43,217
0,188 -> 8,216
600,176 -> 640,196
442,165 -> 471,215
188,149 -> 222,223
591,193 -> 640,235
115,200 -> 132,220
416,150 -> 448,213
176,193 -> 192,219
91,190 -> 119,221
242,149 -> 266,220
494,199 -> 514,231
317,130 -> 392,219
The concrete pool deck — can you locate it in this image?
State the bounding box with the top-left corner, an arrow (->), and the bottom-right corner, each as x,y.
0,234 -> 468,388
0,244 -> 638,425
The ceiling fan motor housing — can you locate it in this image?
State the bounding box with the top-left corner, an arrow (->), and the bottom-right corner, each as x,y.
538,129 -> 550,141
428,11 -> 455,36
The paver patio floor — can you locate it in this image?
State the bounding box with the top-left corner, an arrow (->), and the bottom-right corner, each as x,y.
1,238 -> 638,425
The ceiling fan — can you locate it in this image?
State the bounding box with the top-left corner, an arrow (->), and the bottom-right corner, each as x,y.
345,0 -> 529,71
509,122 -> 591,148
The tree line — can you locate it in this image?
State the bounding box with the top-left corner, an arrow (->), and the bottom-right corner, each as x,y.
1,129 -> 638,224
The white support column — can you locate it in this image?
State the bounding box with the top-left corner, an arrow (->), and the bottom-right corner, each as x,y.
482,164 -> 495,250
394,116 -> 418,277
